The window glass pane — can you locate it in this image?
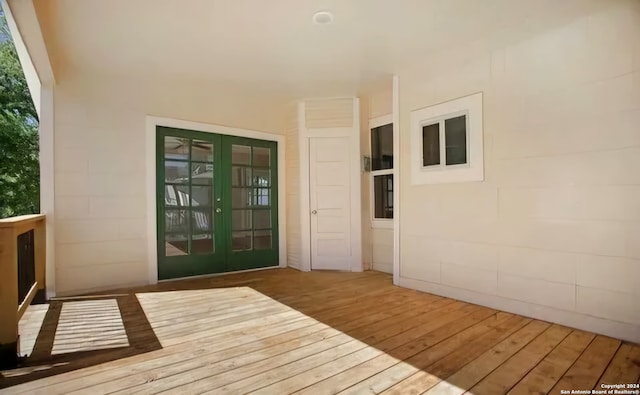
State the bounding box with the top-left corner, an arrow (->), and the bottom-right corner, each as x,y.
371,123 -> 394,171
232,231 -> 252,251
191,140 -> 214,162
232,210 -> 252,230
165,185 -> 189,207
232,167 -> 251,187
165,161 -> 189,183
191,163 -> 213,185
445,115 -> 467,165
252,168 -> 270,187
422,123 -> 440,166
254,210 -> 271,229
253,147 -> 270,167
254,230 -> 272,250
164,137 -> 189,161
232,145 -> 251,165
373,175 -> 393,219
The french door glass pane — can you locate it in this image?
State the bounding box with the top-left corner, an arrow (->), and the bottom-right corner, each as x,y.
232,188 -> 252,208
191,235 -> 213,254
254,230 -> 271,250
232,231 -> 252,251
165,209 -> 189,233
164,137 -> 189,160
232,210 -> 252,231
191,163 -> 213,185
191,186 -> 212,207
252,147 -> 270,167
253,210 -> 271,229
253,168 -> 270,186
165,185 -> 189,207
191,210 -> 212,234
165,161 -> 189,183
191,140 -> 214,162
232,167 -> 251,187
232,145 -> 251,165
165,233 -> 188,256
255,188 -> 270,206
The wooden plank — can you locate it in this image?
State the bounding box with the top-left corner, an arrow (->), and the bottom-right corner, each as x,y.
335,307 -> 499,395
252,346 -> 385,394
372,302 -> 479,352
596,343 -> 640,388
380,315 -> 531,395
470,324 -> 572,395
128,335 -> 364,394
549,335 -> 621,394
424,320 -> 550,395
294,302 -> 472,394
508,330 -> 595,394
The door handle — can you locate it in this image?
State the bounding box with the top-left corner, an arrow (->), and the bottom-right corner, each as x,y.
311,210 -> 318,215
216,208 -> 222,213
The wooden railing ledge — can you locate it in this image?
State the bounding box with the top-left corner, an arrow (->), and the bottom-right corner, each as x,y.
0,213 -> 46,228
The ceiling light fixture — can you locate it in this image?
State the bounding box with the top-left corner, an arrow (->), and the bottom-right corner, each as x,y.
312,11 -> 334,25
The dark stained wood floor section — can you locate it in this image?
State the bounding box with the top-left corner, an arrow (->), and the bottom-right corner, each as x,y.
1,268 -> 639,394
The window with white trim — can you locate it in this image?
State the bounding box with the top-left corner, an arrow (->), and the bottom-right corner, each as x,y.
370,117 -> 394,226
410,92 -> 484,185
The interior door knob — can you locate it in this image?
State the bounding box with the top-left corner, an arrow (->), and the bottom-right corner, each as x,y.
216,208 -> 222,213
311,210 -> 318,215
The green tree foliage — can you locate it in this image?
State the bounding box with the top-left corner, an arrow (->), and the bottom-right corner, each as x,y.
0,6 -> 39,218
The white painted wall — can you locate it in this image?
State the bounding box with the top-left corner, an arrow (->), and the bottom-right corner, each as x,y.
397,1 -> 640,342
53,76 -> 288,295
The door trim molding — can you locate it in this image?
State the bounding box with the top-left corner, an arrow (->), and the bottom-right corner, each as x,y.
298,99 -> 362,272
145,116 -> 287,285
392,75 -> 400,285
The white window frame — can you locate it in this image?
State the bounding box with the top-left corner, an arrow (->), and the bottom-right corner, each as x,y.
410,92 -> 484,185
369,114 -> 394,229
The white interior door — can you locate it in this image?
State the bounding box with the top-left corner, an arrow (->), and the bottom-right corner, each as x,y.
309,137 -> 352,270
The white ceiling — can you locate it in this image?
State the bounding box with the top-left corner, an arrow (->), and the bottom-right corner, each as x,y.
35,0 -> 595,98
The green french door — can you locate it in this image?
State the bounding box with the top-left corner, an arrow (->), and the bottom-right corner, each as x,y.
156,127 -> 278,280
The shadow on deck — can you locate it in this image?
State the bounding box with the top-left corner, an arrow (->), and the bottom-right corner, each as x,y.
0,294 -> 161,388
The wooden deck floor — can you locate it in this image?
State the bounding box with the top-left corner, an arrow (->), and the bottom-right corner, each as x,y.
1,268 -> 639,394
